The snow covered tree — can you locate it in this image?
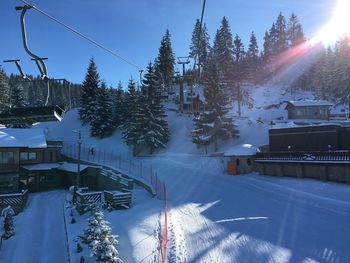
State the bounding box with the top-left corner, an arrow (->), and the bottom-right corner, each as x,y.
287,13 -> 305,47
192,55 -> 239,152
112,81 -> 125,128
157,29 -> 175,88
212,17 -> 234,97
140,63 -> 170,154
79,58 -> 100,124
189,19 -> 211,75
122,78 -> 144,152
83,209 -> 122,263
246,31 -> 260,82
91,81 -> 114,138
2,206 -> 15,239
11,84 -> 27,107
0,68 -> 10,110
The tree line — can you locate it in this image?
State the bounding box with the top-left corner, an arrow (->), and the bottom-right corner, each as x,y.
0,69 -> 82,110
294,35 -> 350,105
79,58 -> 170,155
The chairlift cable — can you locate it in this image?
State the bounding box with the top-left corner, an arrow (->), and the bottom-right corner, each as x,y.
18,0 -> 142,71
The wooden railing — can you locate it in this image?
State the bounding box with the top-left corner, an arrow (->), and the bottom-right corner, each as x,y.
75,190 -> 102,215
0,190 -> 28,214
255,151 -> 350,163
100,169 -> 134,191
104,191 -> 132,209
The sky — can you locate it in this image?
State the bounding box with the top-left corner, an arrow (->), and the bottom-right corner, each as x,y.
0,0 -> 334,88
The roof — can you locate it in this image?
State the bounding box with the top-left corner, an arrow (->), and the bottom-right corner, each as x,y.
286,100 -> 333,108
21,162 -> 100,172
224,144 -> 257,156
0,128 -> 47,148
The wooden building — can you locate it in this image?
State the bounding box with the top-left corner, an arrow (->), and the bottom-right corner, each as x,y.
269,125 -> 350,152
285,100 -> 332,120
0,128 -> 61,194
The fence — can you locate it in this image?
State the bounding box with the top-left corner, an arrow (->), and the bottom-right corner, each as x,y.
0,190 -> 29,215
62,142 -> 166,200
256,151 -> 350,163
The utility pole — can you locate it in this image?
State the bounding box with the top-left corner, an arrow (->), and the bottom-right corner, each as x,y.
73,130 -> 82,187
177,57 -> 190,113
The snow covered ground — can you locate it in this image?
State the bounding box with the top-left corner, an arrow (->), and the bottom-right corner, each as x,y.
21,84 -> 350,262
0,191 -> 68,263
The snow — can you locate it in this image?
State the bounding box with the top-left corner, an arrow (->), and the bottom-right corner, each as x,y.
21,161 -> 100,172
0,128 -> 47,148
0,191 -> 69,263
224,143 -> 257,156
286,100 -> 333,107
25,83 -> 350,262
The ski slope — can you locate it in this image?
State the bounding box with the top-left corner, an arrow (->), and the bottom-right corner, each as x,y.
29,84 -> 350,262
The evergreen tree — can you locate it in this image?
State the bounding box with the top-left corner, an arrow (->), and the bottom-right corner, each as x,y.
11,84 -> 27,107
157,29 -> 175,88
247,32 -> 259,65
113,81 -> 125,128
212,17 -> 234,98
287,13 -> 305,47
263,30 -> 273,63
233,34 -> 245,63
189,19 -> 211,72
192,55 -> 239,151
91,81 -> 114,138
275,13 -> 288,54
79,58 -> 100,124
2,206 -> 15,239
140,63 -> 170,154
0,68 -> 10,110
123,78 -> 144,151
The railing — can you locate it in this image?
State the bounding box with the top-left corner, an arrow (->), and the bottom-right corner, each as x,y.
0,190 -> 28,214
62,142 -> 166,200
256,151 -> 350,163
75,190 -> 102,215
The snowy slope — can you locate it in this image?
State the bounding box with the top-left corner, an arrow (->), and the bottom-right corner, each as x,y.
28,84 -> 350,263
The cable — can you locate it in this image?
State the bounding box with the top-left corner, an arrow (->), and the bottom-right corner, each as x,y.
18,0 -> 142,71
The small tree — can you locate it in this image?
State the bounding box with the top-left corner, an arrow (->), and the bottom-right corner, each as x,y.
0,68 -> 10,110
2,206 -> 15,239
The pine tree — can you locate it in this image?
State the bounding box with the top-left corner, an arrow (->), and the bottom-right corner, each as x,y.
2,206 -> 15,239
113,81 -> 125,128
83,209 -> 122,263
212,17 -> 234,98
91,81 -> 114,138
287,13 -> 305,47
79,58 -> 100,124
189,19 -> 211,73
0,68 -> 10,110
157,29 -> 175,88
140,63 -> 170,154
123,78 -> 144,151
275,13 -> 288,54
192,55 -> 239,152
246,31 -> 260,82
11,84 -> 27,107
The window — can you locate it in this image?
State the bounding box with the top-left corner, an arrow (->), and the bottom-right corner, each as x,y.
236,159 -> 240,166
0,152 -> 15,164
247,158 -> 251,166
20,152 -> 37,161
29,152 -> 37,160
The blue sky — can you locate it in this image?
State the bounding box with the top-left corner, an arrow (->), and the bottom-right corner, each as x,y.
0,0 -> 333,87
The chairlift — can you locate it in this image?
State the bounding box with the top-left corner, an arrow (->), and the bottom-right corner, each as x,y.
0,4 -> 67,127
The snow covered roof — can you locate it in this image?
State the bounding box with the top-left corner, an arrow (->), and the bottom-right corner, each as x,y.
0,128 -> 47,148
224,144 -> 257,156
21,162 -> 100,172
286,100 -> 333,107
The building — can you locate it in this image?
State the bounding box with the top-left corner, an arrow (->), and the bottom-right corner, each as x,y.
224,144 -> 256,175
269,124 -> 350,152
255,125 -> 350,184
0,128 -> 61,194
285,100 -> 332,120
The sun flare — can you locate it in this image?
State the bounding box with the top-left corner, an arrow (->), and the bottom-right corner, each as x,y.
313,0 -> 350,45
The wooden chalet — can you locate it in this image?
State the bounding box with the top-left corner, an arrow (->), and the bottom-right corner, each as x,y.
285,100 -> 332,120
0,128 -> 61,194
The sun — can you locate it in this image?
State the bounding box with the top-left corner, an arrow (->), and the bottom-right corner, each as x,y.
312,0 -> 350,45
